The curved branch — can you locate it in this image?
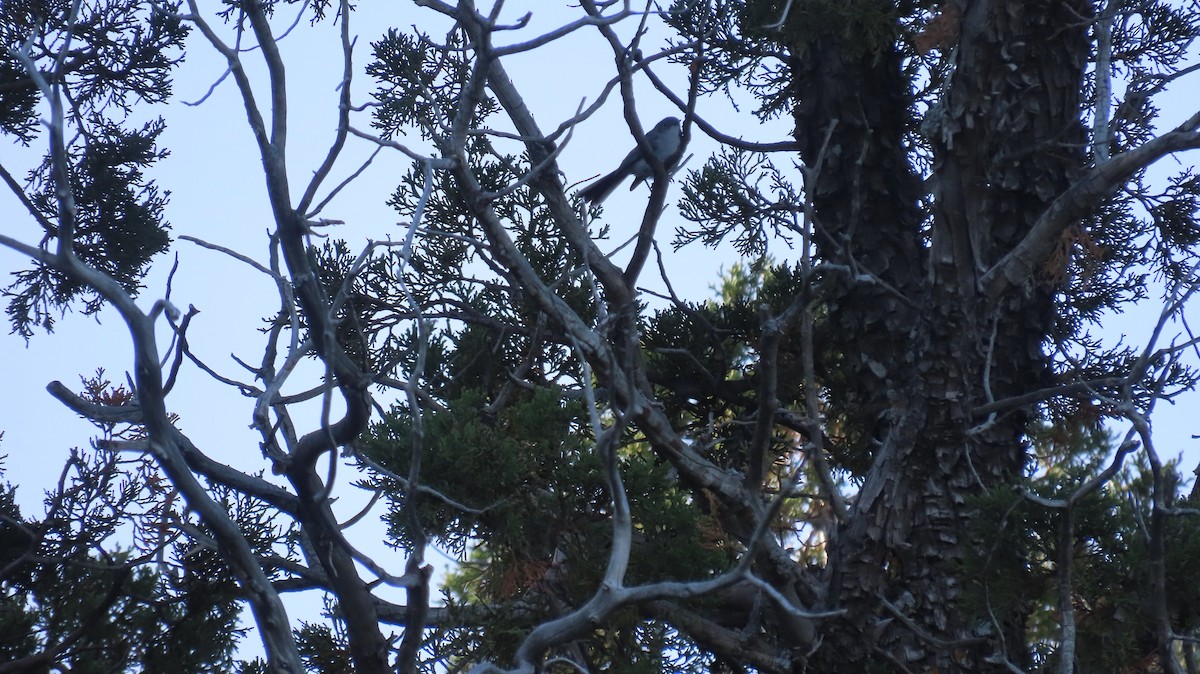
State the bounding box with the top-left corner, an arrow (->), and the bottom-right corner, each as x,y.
983,113 -> 1200,298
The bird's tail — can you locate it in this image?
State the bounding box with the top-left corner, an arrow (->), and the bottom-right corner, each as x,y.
579,169 -> 626,203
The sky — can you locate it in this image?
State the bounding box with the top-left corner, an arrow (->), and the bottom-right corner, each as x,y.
2,0 -> 1200,663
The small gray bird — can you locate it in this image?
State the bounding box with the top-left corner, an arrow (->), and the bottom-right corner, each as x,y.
579,117 -> 682,203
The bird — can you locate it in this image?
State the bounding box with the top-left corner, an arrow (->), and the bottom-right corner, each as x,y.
579,117 -> 682,203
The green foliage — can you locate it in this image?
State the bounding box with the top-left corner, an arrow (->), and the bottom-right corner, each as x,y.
364,388 -> 590,555
0,475 -> 40,664
665,0 -> 910,121
960,422 -> 1200,672
664,0 -> 794,120
306,239 -> 404,372
0,453 -> 247,673
0,0 -> 186,142
295,622 -> 353,674
677,148 -> 801,257
0,54 -> 38,142
738,0 -> 905,50
7,119 -> 172,336
369,28 -> 499,140
1,0 -> 184,336
315,26 -> 602,400
641,261 -> 888,477
360,384 -> 733,666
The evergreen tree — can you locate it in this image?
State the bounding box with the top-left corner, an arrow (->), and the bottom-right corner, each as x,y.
0,375 -> 248,673
4,1 -> 1200,672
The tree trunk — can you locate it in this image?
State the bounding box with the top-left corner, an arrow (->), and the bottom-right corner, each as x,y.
787,0 -> 1091,669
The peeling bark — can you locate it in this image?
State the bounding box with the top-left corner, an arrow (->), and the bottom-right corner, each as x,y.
789,0 -> 1091,669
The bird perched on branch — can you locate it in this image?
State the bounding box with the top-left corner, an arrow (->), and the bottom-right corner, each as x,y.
579,117 -> 682,203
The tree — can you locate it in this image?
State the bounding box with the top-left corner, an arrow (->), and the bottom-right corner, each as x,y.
4,0 -> 1200,672
0,374 -> 248,673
